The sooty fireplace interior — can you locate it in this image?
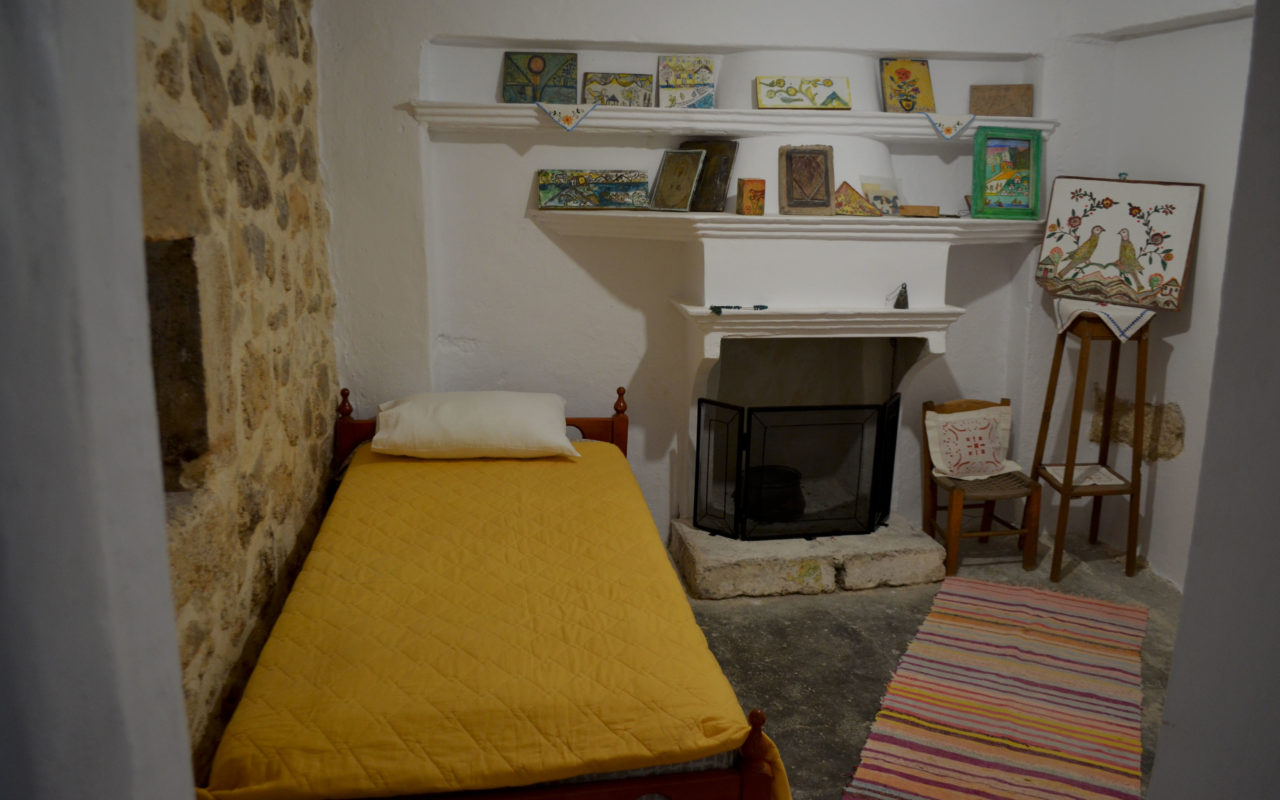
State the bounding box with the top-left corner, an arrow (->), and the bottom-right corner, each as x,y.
694,395 -> 900,540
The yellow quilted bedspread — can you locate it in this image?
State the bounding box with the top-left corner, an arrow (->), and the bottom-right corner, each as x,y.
204,442 -> 789,800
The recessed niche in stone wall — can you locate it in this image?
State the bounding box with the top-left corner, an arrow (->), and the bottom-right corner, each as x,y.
146,237 -> 209,491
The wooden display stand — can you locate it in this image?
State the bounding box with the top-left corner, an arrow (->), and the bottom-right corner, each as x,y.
1031,313 -> 1148,581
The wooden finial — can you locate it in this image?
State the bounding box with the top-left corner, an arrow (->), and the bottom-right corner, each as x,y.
614,386 -> 627,415
338,388 -> 353,419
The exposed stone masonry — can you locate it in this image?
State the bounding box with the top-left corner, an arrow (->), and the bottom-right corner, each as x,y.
136,0 -> 334,780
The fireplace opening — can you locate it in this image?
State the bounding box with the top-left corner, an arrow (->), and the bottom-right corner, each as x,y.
694,394 -> 901,540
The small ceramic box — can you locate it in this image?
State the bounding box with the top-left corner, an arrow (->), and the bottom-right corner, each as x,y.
736,178 -> 766,215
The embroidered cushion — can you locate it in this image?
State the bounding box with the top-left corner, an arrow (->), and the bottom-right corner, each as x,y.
924,405 -> 1022,480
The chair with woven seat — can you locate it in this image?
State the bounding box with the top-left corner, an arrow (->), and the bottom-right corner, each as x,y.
921,398 -> 1041,576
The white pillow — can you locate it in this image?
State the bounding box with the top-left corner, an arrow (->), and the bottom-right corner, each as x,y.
372,391 -> 580,459
924,405 -> 1021,480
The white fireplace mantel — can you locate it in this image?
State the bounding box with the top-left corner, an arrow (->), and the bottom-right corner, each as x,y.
674,303 -> 966,357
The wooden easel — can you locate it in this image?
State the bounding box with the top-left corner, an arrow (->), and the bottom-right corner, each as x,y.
1031,313 -> 1149,581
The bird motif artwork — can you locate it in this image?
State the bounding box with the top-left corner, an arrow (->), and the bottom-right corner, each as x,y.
1056,225 -> 1105,277
1111,228 -> 1145,286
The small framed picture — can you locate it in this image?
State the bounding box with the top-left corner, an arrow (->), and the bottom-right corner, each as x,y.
879,58 -> 935,113
970,126 -> 1042,220
860,176 -> 901,216
650,149 -> 707,211
778,145 -> 835,215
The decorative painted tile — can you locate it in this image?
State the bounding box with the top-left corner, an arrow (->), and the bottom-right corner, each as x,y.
582,72 -> 653,106
657,55 -> 716,109
503,52 -> 577,104
860,176 -> 901,215
755,76 -> 851,109
650,150 -> 706,211
778,145 -> 834,215
679,139 -> 738,212
879,57 -> 935,113
833,181 -> 882,216
737,178 -> 765,215
536,169 -> 648,209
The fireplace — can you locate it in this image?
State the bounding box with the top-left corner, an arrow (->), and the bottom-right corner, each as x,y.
694,394 -> 901,540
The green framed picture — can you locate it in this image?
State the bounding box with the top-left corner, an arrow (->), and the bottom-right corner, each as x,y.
971,126 -> 1042,220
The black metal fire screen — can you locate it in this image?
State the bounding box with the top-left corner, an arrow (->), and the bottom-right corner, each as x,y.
694,395 -> 900,540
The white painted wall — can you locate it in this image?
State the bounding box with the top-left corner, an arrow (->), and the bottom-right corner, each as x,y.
0,0 -> 193,796
317,0 -> 1252,586
1010,16 -> 1252,587
1148,6 -> 1280,793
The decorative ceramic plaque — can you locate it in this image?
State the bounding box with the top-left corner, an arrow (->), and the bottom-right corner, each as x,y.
1036,176 -> 1204,311
502,52 -> 577,104
879,57 -> 935,113
582,72 -> 653,106
536,169 -> 648,209
755,76 -> 851,109
657,55 -> 716,109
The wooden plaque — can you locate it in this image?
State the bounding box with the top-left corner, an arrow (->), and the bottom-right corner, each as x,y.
969,84 -> 1034,117
778,145 -> 834,215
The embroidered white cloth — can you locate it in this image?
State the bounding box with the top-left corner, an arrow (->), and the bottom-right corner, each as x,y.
1054,298 -> 1154,342
536,102 -> 598,131
919,112 -> 976,140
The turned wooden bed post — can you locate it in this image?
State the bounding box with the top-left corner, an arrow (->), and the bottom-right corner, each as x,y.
740,709 -> 775,800
610,387 -> 629,456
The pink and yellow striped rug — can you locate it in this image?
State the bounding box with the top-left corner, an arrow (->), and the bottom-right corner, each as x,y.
843,577 -> 1148,800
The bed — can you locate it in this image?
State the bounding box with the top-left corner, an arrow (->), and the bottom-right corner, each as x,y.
198,388 -> 789,800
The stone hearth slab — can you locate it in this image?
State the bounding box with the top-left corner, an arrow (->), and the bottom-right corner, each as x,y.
669,515 -> 945,599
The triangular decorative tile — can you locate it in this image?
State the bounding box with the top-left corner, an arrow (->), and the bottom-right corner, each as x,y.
834,181 -> 883,216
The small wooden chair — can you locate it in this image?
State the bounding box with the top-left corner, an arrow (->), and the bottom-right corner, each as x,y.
921,399 -> 1041,576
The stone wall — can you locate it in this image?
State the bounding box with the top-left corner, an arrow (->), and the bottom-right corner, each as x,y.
135,0 -> 336,779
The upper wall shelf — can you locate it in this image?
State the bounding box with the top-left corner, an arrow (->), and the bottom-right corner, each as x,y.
406,101 -> 1059,142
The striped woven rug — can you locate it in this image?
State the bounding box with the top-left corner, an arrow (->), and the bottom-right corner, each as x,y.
843,577 -> 1148,800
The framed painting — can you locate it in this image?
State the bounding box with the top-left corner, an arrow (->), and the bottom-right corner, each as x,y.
1036,176 -> 1204,311
679,139 -> 738,212
650,149 -> 707,211
582,72 -> 653,106
778,145 -> 834,215
536,169 -> 648,210
503,52 -> 577,104
755,76 -> 851,109
657,55 -> 716,109
879,58 -> 935,113
970,126 -> 1042,220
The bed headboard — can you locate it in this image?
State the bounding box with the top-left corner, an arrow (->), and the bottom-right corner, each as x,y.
333,387 -> 630,470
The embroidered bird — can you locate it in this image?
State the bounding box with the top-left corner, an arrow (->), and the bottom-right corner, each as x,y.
1111,228 -> 1146,286
1057,225 -> 1105,277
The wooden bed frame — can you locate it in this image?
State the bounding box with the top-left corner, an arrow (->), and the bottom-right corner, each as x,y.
328,387 -> 776,800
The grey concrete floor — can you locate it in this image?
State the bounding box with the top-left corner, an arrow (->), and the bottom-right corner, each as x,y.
690,528 -> 1182,800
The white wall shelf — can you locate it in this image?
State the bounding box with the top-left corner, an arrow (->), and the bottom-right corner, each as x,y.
406,101 -> 1059,142
674,303 -> 965,356
532,210 -> 1043,244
